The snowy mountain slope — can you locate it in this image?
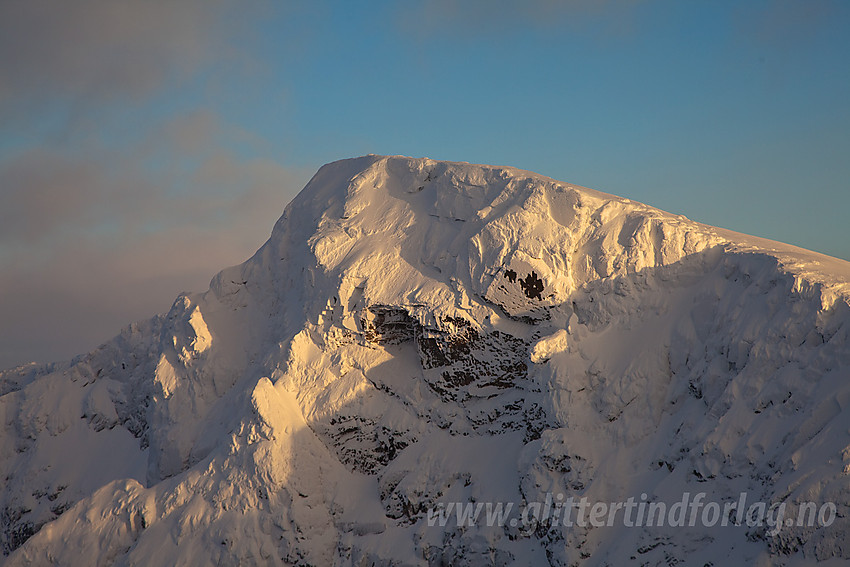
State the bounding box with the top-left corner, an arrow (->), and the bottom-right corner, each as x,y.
1,155 -> 849,566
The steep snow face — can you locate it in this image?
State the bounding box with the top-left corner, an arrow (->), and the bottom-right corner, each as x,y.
2,155 -> 850,566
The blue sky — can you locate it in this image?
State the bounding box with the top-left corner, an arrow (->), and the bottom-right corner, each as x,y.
1,0 -> 849,368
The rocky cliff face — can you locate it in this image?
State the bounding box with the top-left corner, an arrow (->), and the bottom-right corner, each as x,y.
1,155 -> 849,566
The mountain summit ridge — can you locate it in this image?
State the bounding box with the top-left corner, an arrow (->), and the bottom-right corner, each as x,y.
1,155 -> 849,565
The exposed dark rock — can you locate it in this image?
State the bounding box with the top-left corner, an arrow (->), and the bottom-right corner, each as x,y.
323,415 -> 416,475
1,506 -> 36,556
360,305 -> 416,345
519,271 -> 545,300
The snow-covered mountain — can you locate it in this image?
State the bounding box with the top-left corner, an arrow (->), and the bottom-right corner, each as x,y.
2,155 -> 849,566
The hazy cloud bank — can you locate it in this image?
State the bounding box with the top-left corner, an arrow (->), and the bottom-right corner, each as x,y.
0,1 -> 307,369
0,111 -> 310,369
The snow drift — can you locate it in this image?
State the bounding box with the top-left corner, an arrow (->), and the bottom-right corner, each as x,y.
1,155 -> 849,566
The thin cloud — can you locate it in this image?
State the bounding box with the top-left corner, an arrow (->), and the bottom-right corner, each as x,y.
736,0 -> 844,47
157,110 -> 225,156
0,150 -> 108,244
0,117 -> 310,369
0,1 -> 304,369
0,0 -> 258,115
396,0 -> 645,38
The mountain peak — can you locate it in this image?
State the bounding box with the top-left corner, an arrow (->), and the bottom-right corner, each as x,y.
2,157 -> 849,565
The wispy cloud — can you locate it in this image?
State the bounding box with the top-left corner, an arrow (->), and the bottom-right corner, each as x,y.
396,0 -> 645,38
0,118 -> 310,368
0,2 -> 308,369
0,0 -> 260,117
735,0 -> 844,47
